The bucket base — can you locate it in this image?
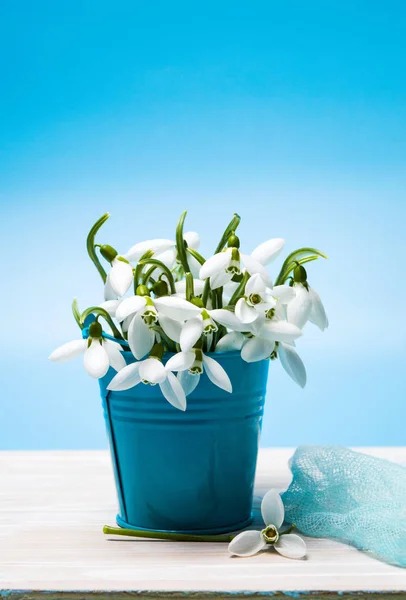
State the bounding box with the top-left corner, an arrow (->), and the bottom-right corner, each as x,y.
116,513 -> 253,535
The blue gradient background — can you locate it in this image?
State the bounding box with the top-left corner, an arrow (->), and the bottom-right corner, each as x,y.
1,1 -> 405,449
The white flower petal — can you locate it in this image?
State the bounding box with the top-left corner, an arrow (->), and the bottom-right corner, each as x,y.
159,371 -> 187,411
247,311 -> 266,336
116,295 -> 146,322
202,355 -> 232,392
125,239 -> 175,262
103,340 -> 126,372
128,313 -> 155,360
99,300 -> 121,317
209,309 -> 248,332
165,351 -> 195,372
261,320 -> 303,344
121,315 -> 133,333
155,248 -> 177,269
210,268 -> 232,290
215,331 -> 246,352
109,258 -> 133,297
235,298 -> 259,324
49,339 -> 87,362
177,370 -> 200,396
199,251 -> 230,280
271,285 -> 296,304
107,362 -> 141,391
250,238 -> 285,265
180,317 -> 203,351
104,273 -> 117,301
84,340 -> 110,378
308,287 -> 329,331
245,273 -> 267,296
139,358 -> 167,384
158,315 -> 182,343
154,296 -> 201,321
274,534 -> 307,559
228,530 -> 266,557
278,343 -> 307,388
187,253 -> 202,278
286,284 -> 312,329
261,489 -> 285,529
241,337 -> 275,362
240,254 -> 273,287
184,231 -> 200,250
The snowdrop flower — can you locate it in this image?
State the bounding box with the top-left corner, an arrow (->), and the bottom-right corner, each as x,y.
179,309 -> 218,351
99,245 -> 133,298
125,232 -> 201,276
278,342 -> 307,388
107,344 -> 187,411
115,291 -> 201,359
241,317 -> 303,363
174,348 -> 233,396
235,274 -> 295,325
287,265 -> 328,331
49,321 -> 126,379
228,489 -> 307,559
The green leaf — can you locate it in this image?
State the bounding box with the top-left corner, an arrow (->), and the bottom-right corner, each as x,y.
275,248 -> 327,285
175,210 -> 190,273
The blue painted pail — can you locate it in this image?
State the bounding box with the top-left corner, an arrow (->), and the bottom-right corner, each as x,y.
99,351 -> 269,534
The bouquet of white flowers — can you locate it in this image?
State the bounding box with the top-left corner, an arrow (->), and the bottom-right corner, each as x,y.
50,211 -> 328,411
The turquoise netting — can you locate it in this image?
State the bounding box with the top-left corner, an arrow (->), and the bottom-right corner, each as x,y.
282,446 -> 406,567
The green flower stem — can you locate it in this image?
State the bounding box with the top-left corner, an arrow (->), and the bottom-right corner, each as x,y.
134,250 -> 154,291
138,259 -> 176,294
215,213 -> 241,254
280,524 -> 296,536
80,306 -> 124,341
142,265 -> 159,285
201,213 -> 241,307
185,272 -> 194,302
187,247 -> 206,266
229,272 -> 249,306
275,249 -> 327,286
71,298 -> 82,328
86,213 -> 110,283
175,210 -> 190,273
103,525 -> 234,543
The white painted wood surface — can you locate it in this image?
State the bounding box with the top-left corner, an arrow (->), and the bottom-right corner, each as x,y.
0,448 -> 405,594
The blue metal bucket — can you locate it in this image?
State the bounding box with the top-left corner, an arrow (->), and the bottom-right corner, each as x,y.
99,350 -> 269,534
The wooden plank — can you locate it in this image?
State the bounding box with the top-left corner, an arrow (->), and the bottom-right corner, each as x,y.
0,448 -> 405,595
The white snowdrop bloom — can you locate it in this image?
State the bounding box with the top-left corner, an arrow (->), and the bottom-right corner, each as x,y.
107,347 -> 187,411
229,489 -> 307,559
250,238 -> 285,265
179,309 -> 218,352
175,348 -> 233,396
49,322 -> 126,379
278,342 -> 307,388
99,300 -> 121,318
235,274 -> 295,325
124,232 -> 200,274
99,245 -> 133,298
115,294 -> 201,359
241,317 -> 302,363
287,283 -> 328,331
215,331 -> 246,352
200,246 -> 272,290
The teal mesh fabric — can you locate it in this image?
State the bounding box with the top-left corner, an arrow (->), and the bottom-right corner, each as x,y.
282,446 -> 406,567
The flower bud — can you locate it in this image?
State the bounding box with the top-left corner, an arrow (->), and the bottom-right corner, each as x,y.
293,264 -> 307,284
227,233 -> 240,248
89,321 -> 103,338
136,284 -> 150,296
191,296 -> 204,308
99,244 -> 118,263
153,280 -> 169,297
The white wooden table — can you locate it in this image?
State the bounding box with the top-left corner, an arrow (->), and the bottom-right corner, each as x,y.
1,448 -> 405,599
